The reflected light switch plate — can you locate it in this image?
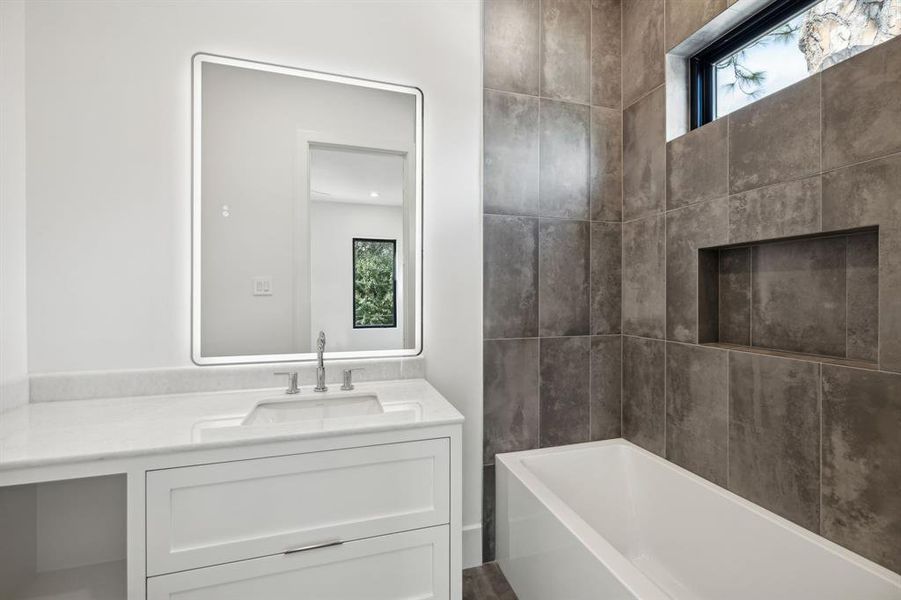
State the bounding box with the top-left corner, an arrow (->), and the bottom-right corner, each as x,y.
252,277 -> 272,296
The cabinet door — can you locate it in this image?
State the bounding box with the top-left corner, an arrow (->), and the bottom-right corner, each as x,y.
147,526 -> 449,600
146,439 -> 449,575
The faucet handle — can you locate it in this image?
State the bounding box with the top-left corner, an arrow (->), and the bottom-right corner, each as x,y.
274,371 -> 300,395
340,368 -> 364,391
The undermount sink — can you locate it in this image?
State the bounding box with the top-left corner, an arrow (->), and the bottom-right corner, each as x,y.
243,394 -> 384,426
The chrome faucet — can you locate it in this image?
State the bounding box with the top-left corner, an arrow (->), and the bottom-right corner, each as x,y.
314,331 -> 328,392
274,371 -> 300,395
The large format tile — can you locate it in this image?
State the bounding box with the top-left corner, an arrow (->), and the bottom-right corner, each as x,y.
728,76 -> 821,194
622,336 -> 665,456
591,0 -> 622,109
666,343 -> 728,485
540,0 -> 590,103
718,247 -> 751,345
483,0 -> 540,95
751,237 -> 847,357
821,366 -> 901,575
666,198 -> 729,342
482,464 -> 496,562
622,0 -> 664,106
590,106 -> 623,221
483,215 -> 539,339
483,339 -> 540,463
463,563 -> 518,600
591,335 -> 622,440
845,233 -> 879,363
623,86 -> 666,220
666,118 -> 728,210
540,336 -> 591,447
539,99 -> 590,219
728,352 -> 820,531
539,219 -> 590,337
590,222 -> 622,335
665,0 -> 727,50
484,91 -> 540,216
822,35 -> 901,170
623,215 -> 665,339
822,154 -> 901,372
728,176 -> 821,244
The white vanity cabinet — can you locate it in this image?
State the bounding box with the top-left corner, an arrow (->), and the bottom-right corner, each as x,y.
145,438 -> 453,598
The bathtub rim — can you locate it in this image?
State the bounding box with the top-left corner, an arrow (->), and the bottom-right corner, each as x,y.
495,438 -> 901,598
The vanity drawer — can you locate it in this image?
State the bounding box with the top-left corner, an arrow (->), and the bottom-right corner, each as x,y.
147,525 -> 449,600
146,438 -> 449,575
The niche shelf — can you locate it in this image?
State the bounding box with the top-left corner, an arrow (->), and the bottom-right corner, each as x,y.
698,228 -> 879,368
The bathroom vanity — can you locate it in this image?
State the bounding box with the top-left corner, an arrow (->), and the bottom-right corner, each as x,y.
0,379 -> 463,599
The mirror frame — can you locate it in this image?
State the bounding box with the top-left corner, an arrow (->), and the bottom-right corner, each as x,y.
191,54 -> 423,365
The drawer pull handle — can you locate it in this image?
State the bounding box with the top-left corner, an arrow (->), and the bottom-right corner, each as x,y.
284,540 -> 344,555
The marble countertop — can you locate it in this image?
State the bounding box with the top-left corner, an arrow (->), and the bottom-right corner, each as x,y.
0,379 -> 463,472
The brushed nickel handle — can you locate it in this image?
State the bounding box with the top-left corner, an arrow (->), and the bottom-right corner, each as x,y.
284,540 -> 344,555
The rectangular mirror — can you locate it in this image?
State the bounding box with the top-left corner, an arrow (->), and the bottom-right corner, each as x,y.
192,54 -> 422,364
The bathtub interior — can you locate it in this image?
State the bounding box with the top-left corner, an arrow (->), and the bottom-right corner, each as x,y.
512,441 -> 901,600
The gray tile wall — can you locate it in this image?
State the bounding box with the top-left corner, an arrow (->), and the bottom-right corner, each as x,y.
621,3 -> 901,573
482,0 -> 623,563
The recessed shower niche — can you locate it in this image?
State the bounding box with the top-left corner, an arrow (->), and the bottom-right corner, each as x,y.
699,228 -> 879,365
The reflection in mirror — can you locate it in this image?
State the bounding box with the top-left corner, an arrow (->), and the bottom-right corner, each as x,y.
193,55 -> 421,364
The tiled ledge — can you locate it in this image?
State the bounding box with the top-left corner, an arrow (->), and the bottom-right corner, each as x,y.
701,342 -> 879,371
28,357 -> 425,403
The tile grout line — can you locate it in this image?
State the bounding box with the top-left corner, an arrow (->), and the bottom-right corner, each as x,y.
536,0 -> 543,448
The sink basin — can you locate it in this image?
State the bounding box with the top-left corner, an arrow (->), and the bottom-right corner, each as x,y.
242,394 -> 384,426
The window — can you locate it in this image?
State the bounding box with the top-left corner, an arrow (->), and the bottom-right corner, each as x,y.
352,238 -> 397,328
690,0 -> 900,128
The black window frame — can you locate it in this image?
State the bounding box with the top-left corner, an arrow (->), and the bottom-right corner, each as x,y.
690,0 -> 819,129
352,237 -> 398,330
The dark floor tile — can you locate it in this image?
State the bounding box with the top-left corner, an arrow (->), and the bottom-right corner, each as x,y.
666,198 -> 729,343
845,233 -> 879,363
484,215 -> 539,339
822,35 -> 901,170
728,76 -> 821,194
623,336 -> 665,456
463,562 -> 519,600
666,117 -> 728,210
751,236 -> 846,357
591,0 -> 622,109
540,336 -> 591,447
622,0 -> 664,106
540,0 -> 590,103
822,365 -> 901,575
539,100 -> 590,220
623,85 -> 666,221
591,335 -> 622,440
623,215 -> 665,339
539,219 -> 590,337
483,339 -> 540,463
718,247 -> 751,346
484,91 -> 540,217
482,464 -> 496,563
483,0 -> 540,95
590,106 -> 623,222
590,222 -> 621,335
728,352 -> 820,531
666,343 -> 728,486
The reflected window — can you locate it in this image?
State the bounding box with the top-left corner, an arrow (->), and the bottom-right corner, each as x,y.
353,238 -> 397,328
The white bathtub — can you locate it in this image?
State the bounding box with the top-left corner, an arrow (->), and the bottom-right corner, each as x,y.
495,439 -> 901,600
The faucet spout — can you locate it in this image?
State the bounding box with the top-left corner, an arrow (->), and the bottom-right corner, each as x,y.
314,331 -> 327,392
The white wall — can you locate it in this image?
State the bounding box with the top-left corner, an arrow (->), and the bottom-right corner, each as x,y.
22,0 -> 483,560
0,0 -> 29,415
310,201 -> 405,352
